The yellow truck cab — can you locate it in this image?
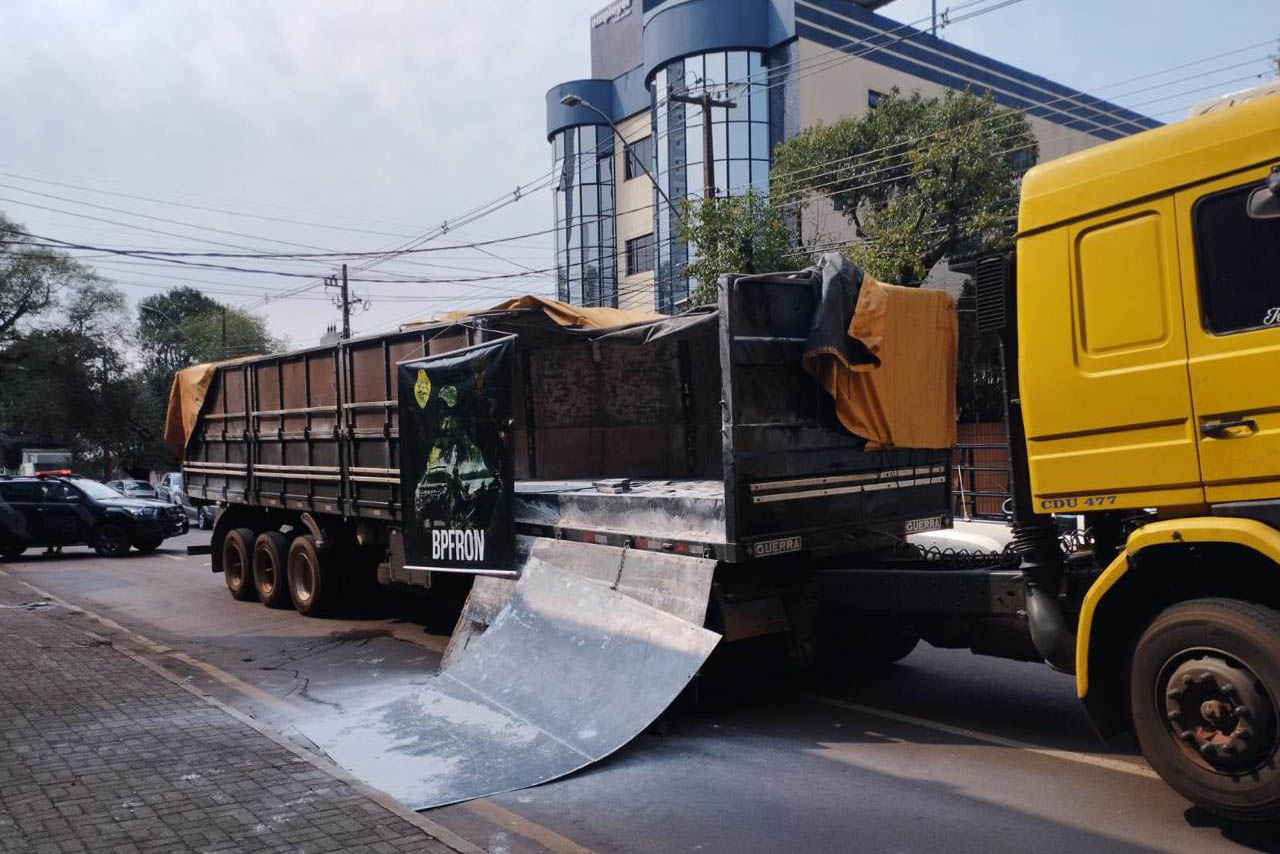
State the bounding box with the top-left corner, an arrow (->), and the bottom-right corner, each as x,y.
996,90 -> 1280,820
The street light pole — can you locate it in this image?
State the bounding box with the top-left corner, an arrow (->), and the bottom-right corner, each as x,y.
558,94 -> 681,221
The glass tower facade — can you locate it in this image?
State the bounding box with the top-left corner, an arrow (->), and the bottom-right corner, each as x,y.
651,50 -> 772,313
552,124 -> 618,308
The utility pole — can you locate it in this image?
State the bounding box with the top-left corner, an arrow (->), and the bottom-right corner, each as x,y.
220,305 -> 227,360
326,263 -> 367,340
668,89 -> 737,199
340,264 -> 351,339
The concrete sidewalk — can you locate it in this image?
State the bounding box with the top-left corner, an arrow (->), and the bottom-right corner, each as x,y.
0,573 -> 467,854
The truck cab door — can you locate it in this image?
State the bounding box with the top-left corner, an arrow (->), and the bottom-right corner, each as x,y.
1017,196 -> 1203,512
1176,167 -> 1280,504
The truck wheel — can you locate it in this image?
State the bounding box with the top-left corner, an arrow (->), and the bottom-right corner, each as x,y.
819,618 -> 920,676
0,546 -> 26,560
287,534 -> 336,618
197,506 -> 215,530
221,527 -> 258,602
90,524 -> 130,558
253,531 -> 293,609
1130,598 -> 1280,822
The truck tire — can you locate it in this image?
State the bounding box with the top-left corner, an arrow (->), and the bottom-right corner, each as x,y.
1130,598 -> 1280,822
287,534 -> 337,618
221,527 -> 258,602
90,524 -> 130,558
819,617 -> 920,676
253,531 -> 293,609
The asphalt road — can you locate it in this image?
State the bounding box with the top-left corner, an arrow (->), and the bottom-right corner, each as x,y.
3,530 -> 1278,854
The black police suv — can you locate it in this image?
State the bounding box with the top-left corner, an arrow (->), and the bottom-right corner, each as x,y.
0,473 -> 188,558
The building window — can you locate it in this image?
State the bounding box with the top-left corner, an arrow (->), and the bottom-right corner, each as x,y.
868,90 -> 886,109
1009,147 -> 1036,173
625,135 -> 654,181
1193,180 -> 1280,335
551,125 -> 617,308
651,49 -> 772,313
625,233 -> 655,276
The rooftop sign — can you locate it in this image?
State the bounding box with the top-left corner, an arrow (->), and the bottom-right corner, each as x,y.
592,0 -> 633,28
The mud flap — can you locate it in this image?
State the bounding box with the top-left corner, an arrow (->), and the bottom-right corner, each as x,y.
298,557 -> 719,810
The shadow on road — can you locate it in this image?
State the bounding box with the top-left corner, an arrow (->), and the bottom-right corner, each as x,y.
1185,808 -> 1280,853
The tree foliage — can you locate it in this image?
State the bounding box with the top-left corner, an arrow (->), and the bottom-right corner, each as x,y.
137,286 -> 278,378
677,190 -> 794,305
0,215 -> 282,476
772,89 -> 1036,284
1,213 -> 104,342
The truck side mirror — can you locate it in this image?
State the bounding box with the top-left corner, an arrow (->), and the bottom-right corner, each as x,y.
1247,167 -> 1280,220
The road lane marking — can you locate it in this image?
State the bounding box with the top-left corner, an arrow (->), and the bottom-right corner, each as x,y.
464,799 -> 596,854
806,694 -> 1159,780
163,554 -> 186,562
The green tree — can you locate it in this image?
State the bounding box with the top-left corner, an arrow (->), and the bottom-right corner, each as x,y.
179,304 -> 278,363
0,213 -> 103,341
771,89 -> 1036,284
677,189 -> 795,306
137,286 -> 220,377
136,286 -> 280,416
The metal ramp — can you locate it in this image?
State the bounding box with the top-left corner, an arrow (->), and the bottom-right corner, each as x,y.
298,551 -> 719,810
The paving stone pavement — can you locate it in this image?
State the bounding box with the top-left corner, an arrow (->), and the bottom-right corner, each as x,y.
0,577 -> 463,854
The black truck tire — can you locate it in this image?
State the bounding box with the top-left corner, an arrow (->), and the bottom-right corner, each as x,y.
287,534 -> 337,618
91,524 -> 130,558
221,527 -> 258,602
819,617 -> 920,676
1130,598 -> 1280,822
253,531 -> 293,609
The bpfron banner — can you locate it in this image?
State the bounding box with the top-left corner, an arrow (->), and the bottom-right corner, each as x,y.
397,337 -> 515,573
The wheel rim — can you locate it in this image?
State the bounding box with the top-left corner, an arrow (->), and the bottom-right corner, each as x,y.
96,529 -> 125,555
257,548 -> 278,595
291,549 -> 315,604
225,543 -> 247,590
1158,647 -> 1279,775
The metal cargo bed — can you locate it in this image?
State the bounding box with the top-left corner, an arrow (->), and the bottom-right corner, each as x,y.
183,271 -> 951,567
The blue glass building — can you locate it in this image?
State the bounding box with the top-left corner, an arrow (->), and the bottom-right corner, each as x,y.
547,0 -> 1158,312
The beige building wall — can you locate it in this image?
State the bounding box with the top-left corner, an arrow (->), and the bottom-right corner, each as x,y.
613,109 -> 658,312
792,37 -> 1112,251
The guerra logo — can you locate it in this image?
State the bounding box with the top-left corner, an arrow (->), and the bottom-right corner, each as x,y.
432,528 -> 486,562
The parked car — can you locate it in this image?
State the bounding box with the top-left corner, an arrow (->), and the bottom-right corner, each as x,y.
156,472 -> 183,504
0,473 -> 188,558
106,479 -> 159,501
192,501 -> 219,531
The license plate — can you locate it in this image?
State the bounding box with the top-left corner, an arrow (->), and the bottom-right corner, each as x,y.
751,536 -> 803,558
904,516 -> 947,535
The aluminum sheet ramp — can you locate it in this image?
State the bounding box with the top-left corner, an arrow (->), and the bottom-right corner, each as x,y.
298,560 -> 720,810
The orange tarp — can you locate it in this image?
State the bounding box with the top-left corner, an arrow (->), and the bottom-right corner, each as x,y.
803,275 -> 957,450
410,295 -> 662,331
163,356 -> 259,461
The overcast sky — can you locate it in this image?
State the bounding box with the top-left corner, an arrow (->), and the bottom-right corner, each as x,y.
3,0 -> 1276,347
